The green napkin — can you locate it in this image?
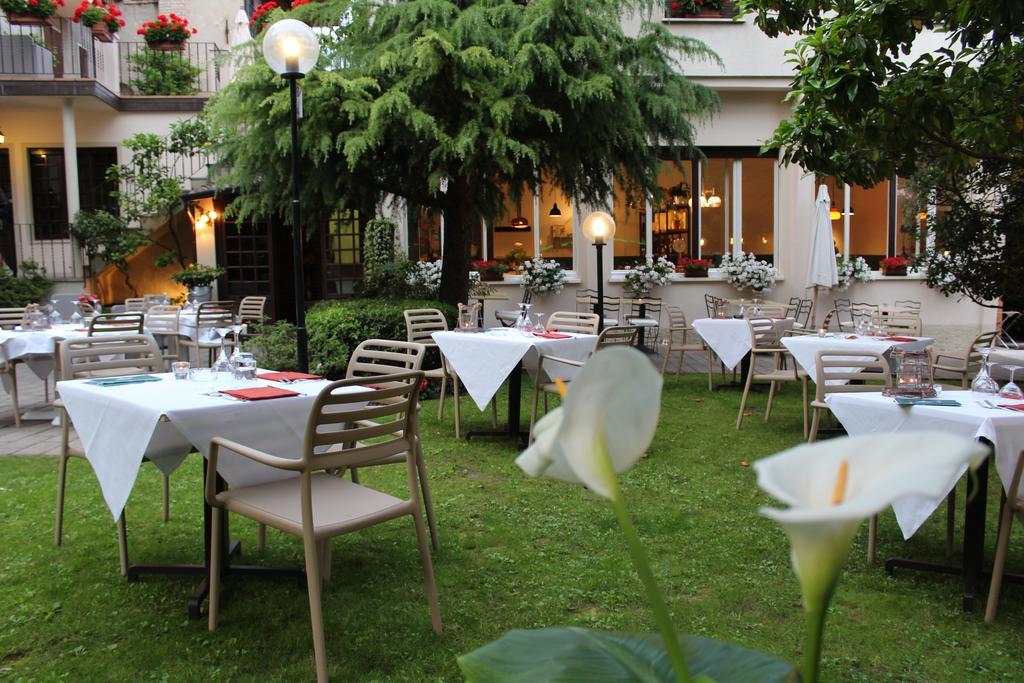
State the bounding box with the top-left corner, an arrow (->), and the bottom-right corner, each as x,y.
86,375 -> 163,387
894,397 -> 961,407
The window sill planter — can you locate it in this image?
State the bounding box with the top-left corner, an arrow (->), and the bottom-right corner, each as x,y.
664,3 -> 727,19
5,12 -> 54,27
146,40 -> 186,52
881,266 -> 907,277
683,267 -> 709,278
479,271 -> 504,282
90,23 -> 114,43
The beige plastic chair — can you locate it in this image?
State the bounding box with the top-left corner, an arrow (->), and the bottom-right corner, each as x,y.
88,312 -> 145,336
1,345 -> 23,427
179,301 -> 235,367
237,296 -> 267,323
874,314 -> 922,336
736,318 -> 808,436
123,297 -> 146,312
807,349 -> 891,443
546,311 -> 600,334
55,333 -> 170,574
403,308 -> 496,439
985,450 -> 1024,622
933,330 -> 998,387
0,306 -> 27,329
145,305 -> 187,366
660,305 -> 714,390
205,371 -> 441,683
528,325 -> 638,442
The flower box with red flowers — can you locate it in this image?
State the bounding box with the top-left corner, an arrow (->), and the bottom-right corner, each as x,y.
72,0 -> 125,42
679,257 -> 711,278
471,260 -> 504,281
1,0 -> 65,26
880,256 -> 909,276
136,12 -> 197,50
664,0 -> 724,18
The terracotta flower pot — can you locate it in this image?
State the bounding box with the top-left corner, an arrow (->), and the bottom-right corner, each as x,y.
147,40 -> 186,52
5,12 -> 54,27
90,23 -> 114,43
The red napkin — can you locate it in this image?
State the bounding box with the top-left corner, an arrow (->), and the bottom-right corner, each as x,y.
998,401 -> 1024,410
220,386 -> 301,401
534,332 -> 572,339
74,328 -> 89,332
884,336 -> 918,342
256,371 -> 323,382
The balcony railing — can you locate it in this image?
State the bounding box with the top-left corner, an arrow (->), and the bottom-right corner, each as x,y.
0,17 -> 97,78
10,223 -> 84,282
118,42 -> 222,96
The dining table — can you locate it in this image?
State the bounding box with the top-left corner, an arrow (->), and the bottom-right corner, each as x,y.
826,389 -> 1024,610
781,332 -> 934,382
691,317 -> 795,388
56,370 -> 367,618
432,328 -> 596,445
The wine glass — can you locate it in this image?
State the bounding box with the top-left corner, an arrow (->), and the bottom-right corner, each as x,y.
998,364 -> 1023,399
531,312 -> 546,332
971,346 -> 1000,395
213,324 -> 233,373
230,315 -> 244,359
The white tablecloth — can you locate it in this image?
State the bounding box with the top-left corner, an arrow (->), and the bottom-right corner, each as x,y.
57,373 -> 363,519
0,325 -> 90,391
691,318 -> 794,371
782,334 -> 934,383
432,329 -> 596,410
826,390 -> 1024,538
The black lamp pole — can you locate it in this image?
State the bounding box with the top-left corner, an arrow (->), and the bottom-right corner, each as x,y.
285,71 -> 309,372
594,240 -> 605,333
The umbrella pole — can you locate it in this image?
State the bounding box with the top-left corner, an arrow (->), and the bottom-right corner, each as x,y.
811,286 -> 820,329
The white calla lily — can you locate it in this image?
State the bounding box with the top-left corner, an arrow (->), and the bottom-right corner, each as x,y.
515,345 -> 663,499
754,432 -> 988,683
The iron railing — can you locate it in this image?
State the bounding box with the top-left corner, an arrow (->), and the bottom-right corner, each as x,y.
0,17 -> 97,78
9,223 -> 84,282
118,42 -> 222,96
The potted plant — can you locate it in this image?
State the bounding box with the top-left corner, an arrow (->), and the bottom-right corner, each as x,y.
471,259 -> 504,282
520,257 -> 567,297
719,252 -> 777,299
1,0 -> 64,27
623,256 -> 676,297
880,256 -> 909,276
249,1 -> 279,34
502,244 -> 529,275
836,255 -> 871,289
136,13 -> 197,51
170,263 -> 224,302
665,0 -> 724,18
679,257 -> 711,278
71,0 -> 125,42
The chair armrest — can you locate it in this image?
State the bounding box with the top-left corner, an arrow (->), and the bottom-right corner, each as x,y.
541,354 -> 585,369
206,436 -> 303,504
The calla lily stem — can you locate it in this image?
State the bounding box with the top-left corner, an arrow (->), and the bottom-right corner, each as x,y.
597,433 -> 692,683
802,598 -> 828,683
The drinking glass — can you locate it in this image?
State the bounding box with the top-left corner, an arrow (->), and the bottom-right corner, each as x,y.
531,312 -> 546,332
971,347 -> 1000,395
232,352 -> 257,381
213,325 -> 233,373
230,315 -> 244,359
998,364 -> 1023,399
515,302 -> 533,332
172,361 -> 190,380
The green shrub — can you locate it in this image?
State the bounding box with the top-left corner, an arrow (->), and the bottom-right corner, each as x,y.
306,298 -> 456,378
126,50 -> 201,96
0,261 -> 53,308
245,320 -> 298,372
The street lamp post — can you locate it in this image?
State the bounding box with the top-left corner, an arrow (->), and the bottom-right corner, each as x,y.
581,211 -> 616,333
263,19 -> 320,372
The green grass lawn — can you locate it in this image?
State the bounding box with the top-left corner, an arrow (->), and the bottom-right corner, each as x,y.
2,372 -> 1023,681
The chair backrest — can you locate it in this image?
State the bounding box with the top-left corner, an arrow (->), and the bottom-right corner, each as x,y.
123,297 -> 146,312
145,305 -> 181,335
813,350 -> 892,402
194,301 -> 236,329
755,305 -> 788,318
965,330 -> 999,370
850,303 -> 879,322
1000,311 -> 1023,349
0,307 -> 26,330
796,299 -> 814,327
596,325 -> 638,349
630,297 -> 661,319
404,308 -> 448,344
547,311 -> 600,334
238,296 -> 267,323
820,309 -> 837,331
705,293 -> 727,318
346,339 -> 426,380
893,299 -> 922,314
666,305 -> 686,329
88,312 -> 145,336
303,372 -> 423,472
59,333 -> 163,380
575,289 -> 598,313
875,314 -> 922,336
77,301 -> 97,317
748,318 -> 780,349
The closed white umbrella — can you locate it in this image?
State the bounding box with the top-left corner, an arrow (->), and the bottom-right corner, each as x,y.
807,183 -> 839,326
223,9 -> 253,83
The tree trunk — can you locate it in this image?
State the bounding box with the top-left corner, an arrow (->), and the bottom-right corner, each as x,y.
438,177 -> 475,307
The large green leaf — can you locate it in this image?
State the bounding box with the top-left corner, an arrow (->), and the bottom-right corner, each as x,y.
458,627 -> 798,683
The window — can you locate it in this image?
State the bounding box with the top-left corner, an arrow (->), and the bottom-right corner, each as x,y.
409,206 -> 442,261
28,147 -> 118,241
487,181 -> 574,269
895,177 -> 928,257
219,215 -> 271,300
612,150 -> 778,270
323,209 -> 363,297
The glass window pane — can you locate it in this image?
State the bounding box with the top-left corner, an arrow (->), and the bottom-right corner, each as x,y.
416,207 -> 442,261
653,161 -> 693,263
895,177 -> 927,257
741,158 -> 774,264
699,159 -> 729,260
490,186 -> 536,263
612,180 -> 646,268
538,183 -> 572,268
849,180 -> 889,268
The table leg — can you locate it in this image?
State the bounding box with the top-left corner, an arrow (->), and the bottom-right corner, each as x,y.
466,359 -> 529,447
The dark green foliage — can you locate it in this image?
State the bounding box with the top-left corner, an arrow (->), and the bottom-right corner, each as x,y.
737,0 -> 1024,306
70,210 -> 150,286
126,49 -> 202,96
0,261 -> 52,307
305,298 -> 456,377
246,319 -> 299,372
